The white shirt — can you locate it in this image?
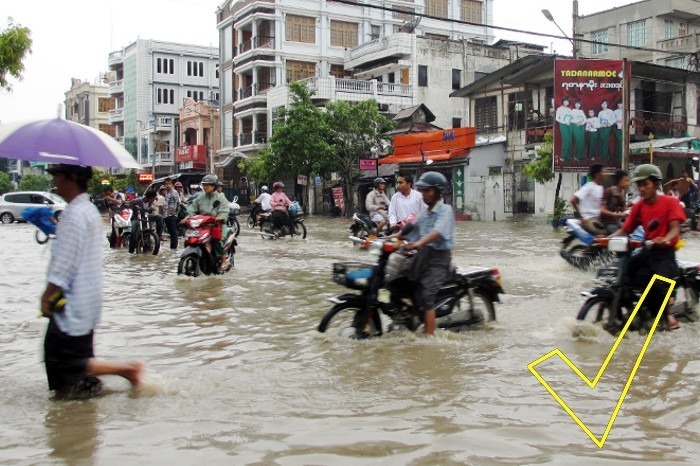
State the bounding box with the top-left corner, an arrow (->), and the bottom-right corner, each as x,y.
256,192 -> 272,211
388,189 -> 425,226
47,193 -> 103,336
613,107 -> 623,129
574,181 -> 604,219
571,108 -> 586,126
555,105 -> 572,125
585,116 -> 600,132
155,194 -> 165,215
599,108 -> 615,127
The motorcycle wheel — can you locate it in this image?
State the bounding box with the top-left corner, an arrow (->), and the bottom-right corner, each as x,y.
318,303 -> 380,338
247,215 -> 255,229
36,230 -> 49,245
576,296 -> 613,323
260,221 -> 274,240
177,254 -> 200,277
139,231 -> 160,255
457,291 -> 496,323
292,220 -> 307,239
230,218 -> 241,238
120,232 -> 130,249
561,245 -> 595,270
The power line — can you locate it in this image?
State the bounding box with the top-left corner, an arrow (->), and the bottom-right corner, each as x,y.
329,0 -> 697,57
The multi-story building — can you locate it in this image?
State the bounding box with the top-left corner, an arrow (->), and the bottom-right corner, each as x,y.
178,97 -> 221,175
106,39 -> 219,176
64,78 -> 114,133
576,0 -> 700,69
215,0 -> 530,182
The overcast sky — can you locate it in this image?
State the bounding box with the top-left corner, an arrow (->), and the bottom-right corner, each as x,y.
0,0 -> 638,123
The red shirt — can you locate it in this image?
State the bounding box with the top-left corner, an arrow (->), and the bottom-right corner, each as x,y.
622,194 -> 686,246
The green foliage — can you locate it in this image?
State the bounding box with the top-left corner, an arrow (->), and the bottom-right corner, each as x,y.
111,170 -> 140,194
548,197 -> 568,227
238,150 -> 275,182
0,171 -> 13,193
523,132 -> 554,184
18,173 -> 52,191
0,18 -> 32,90
87,169 -> 113,198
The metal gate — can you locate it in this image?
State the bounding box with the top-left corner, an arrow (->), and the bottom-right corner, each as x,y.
503,171 -> 514,214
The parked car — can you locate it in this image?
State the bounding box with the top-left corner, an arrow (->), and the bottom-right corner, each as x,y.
0,191 -> 67,224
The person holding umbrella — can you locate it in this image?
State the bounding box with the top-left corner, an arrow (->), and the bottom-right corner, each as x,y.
42,164 -> 143,399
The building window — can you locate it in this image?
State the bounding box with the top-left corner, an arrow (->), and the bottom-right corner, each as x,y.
628,19 -> 646,47
98,97 -> 114,113
286,14 -> 315,43
452,118 -> 461,128
591,29 -> 609,55
170,89 -> 175,104
187,61 -> 192,76
169,59 -> 174,74
388,72 -> 395,83
157,88 -> 162,104
474,96 -> 497,131
330,20 -> 358,48
330,64 -> 352,79
187,61 -> 205,77
215,63 -> 219,79
393,6 -> 415,21
665,57 -> 686,69
461,0 -> 483,23
371,24 -> 381,40
418,65 -> 428,87
664,20 -> 674,39
679,22 -> 687,36
157,58 -> 162,73
425,0 -> 448,18
286,60 -> 316,83
452,69 -> 461,90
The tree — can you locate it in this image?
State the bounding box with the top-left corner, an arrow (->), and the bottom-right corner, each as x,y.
0,18 -> 32,90
0,171 -> 13,193
18,173 -> 52,191
88,169 -> 113,198
523,132 -> 565,228
324,99 -> 395,216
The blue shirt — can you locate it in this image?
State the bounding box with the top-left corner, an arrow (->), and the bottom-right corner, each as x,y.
47,193 -> 103,336
413,200 -> 455,250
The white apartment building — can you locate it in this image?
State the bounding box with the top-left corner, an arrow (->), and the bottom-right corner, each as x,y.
215,0 -> 514,170
576,0 -> 700,69
64,78 -> 113,132
106,39 -> 219,176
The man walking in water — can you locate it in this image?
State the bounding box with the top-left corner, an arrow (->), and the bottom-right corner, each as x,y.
42,164 -> 143,399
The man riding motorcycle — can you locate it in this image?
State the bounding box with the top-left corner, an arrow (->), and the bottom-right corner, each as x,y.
570,163 -> 606,235
252,185 -> 272,226
366,177 -> 390,236
608,164 -> 686,330
393,171 -> 454,336
185,174 -> 231,270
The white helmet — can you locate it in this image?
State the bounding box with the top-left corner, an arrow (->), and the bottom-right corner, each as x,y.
261,185 -> 269,192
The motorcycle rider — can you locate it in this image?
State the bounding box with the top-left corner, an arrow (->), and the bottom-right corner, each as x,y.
269,182 -> 292,234
252,185 -> 272,226
395,172 -> 455,336
388,172 -> 425,231
570,163 -> 606,235
608,164 -> 686,330
365,177 -> 390,236
175,181 -> 189,205
128,190 -> 157,253
600,169 -> 630,234
185,174 -> 231,270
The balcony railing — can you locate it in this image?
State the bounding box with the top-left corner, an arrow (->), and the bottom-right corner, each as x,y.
630,110 -> 687,138
154,117 -> 173,132
238,35 -> 274,55
108,108 -> 124,123
302,76 -> 413,100
108,79 -> 123,94
525,125 -> 553,145
237,82 -> 275,100
238,132 -> 268,146
108,51 -> 124,66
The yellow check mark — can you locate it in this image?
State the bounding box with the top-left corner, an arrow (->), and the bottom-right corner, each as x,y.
528,274 -> 675,448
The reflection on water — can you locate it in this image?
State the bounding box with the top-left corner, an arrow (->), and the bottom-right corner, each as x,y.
0,218 -> 699,464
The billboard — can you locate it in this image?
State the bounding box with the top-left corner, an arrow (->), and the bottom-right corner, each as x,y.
553,59 -> 630,172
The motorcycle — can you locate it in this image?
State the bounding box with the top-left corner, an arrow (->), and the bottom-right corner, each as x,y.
227,196 -> 241,238
259,202 -> 306,239
177,214 -> 237,277
22,207 -> 57,245
576,221 -> 699,334
108,206 -> 132,248
318,234 -> 504,338
560,218 -> 613,270
128,206 -> 160,255
247,203 -> 262,229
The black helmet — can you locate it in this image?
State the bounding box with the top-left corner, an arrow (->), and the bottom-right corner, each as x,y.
373,177 -> 386,188
415,171 -> 448,194
201,174 -> 218,185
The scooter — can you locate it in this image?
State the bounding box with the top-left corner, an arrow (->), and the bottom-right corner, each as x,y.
259,202 -> 307,239
227,196 -> 241,238
560,218 -> 613,270
109,206 -> 132,248
177,214 -> 237,277
318,231 -> 504,338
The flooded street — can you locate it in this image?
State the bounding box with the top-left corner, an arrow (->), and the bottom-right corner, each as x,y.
1,216 -> 699,465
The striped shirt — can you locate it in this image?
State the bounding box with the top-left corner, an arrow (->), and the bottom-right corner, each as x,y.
165,187 -> 180,217
47,193 -> 103,336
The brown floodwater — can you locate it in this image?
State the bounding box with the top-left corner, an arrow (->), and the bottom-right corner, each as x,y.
0,216 -> 698,465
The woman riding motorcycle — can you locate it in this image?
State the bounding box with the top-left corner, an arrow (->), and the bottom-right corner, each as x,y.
269,182 -> 292,233
185,174 -> 231,270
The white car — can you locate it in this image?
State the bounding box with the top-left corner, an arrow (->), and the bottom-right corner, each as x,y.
0,191 -> 67,224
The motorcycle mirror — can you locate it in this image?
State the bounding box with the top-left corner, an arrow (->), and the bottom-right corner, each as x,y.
400,222 -> 416,236
233,195 -> 238,202
647,219 -> 660,232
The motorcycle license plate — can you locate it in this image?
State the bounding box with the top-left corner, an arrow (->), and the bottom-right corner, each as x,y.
186,230 -> 201,238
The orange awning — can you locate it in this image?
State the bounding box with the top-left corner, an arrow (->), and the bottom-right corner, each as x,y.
379,148 -> 469,165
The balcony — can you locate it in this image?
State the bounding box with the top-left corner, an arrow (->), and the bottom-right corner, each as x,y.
345,33 -> 414,70
237,35 -> 274,56
108,51 -> 124,67
114,136 -> 124,145
237,81 -> 275,101
238,131 -> 267,148
302,76 -> 413,103
108,108 -> 124,124
657,33 -> 699,54
153,117 -> 173,132
630,111 -> 688,139
108,79 -> 123,96
155,152 -> 173,164
525,125 -> 553,145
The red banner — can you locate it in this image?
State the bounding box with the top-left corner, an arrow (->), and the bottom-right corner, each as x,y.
553,59 -> 630,172
176,145 -> 207,163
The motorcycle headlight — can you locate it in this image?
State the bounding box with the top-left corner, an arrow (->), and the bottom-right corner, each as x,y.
369,240 -> 383,256
189,219 -> 202,228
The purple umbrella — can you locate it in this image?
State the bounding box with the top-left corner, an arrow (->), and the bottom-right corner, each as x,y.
0,118 -> 142,169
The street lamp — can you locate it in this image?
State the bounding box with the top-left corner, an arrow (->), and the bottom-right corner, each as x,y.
542,7 -> 577,58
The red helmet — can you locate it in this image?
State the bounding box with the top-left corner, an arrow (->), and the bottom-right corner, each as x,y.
174,182 -> 183,188
272,181 -> 285,190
